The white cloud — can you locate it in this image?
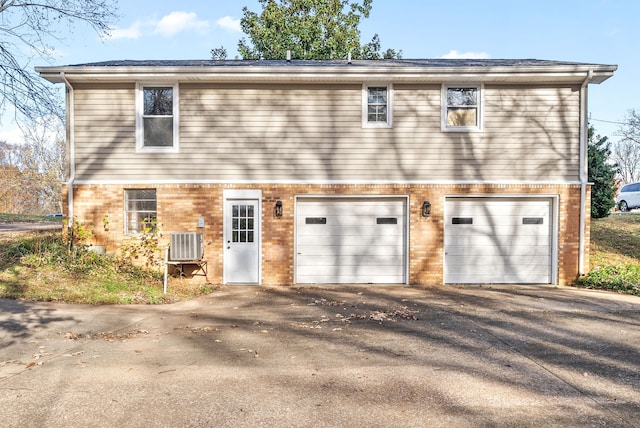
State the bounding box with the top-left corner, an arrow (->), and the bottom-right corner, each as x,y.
441,50 -> 491,59
49,47 -> 67,59
108,22 -> 143,40
154,11 -> 210,37
106,12 -> 216,41
0,114 -> 64,146
216,16 -> 241,32
0,123 -> 25,145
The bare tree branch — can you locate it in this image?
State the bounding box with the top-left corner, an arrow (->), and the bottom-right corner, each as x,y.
0,116 -> 65,213
0,0 -> 118,121
612,138 -> 640,183
617,109 -> 640,146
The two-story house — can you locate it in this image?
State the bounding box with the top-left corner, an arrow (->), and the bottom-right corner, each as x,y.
36,59 -> 616,286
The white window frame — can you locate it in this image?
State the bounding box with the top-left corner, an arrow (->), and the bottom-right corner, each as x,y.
135,83 -> 179,153
124,188 -> 157,235
441,84 -> 483,132
362,83 -> 393,128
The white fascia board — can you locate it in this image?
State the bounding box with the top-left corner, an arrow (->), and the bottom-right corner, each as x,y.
36,64 -> 617,85
72,178 -> 586,186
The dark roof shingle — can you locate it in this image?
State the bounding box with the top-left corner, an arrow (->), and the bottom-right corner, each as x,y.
67,58 -> 609,68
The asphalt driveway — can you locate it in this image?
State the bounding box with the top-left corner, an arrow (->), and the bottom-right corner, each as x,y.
0,222 -> 62,233
1,285 -> 639,427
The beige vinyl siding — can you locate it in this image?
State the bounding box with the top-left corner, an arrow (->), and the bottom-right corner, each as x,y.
71,82 -> 580,182
73,83 -> 136,179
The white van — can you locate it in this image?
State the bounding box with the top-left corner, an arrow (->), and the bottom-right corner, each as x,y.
616,182 -> 640,212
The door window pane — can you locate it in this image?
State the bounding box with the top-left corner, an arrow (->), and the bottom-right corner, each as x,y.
232,204 -> 255,243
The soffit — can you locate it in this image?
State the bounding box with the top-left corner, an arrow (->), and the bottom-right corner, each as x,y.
36,59 -> 617,85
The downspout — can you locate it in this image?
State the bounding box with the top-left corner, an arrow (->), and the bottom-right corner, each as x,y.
578,69 -> 593,277
61,72 -> 75,225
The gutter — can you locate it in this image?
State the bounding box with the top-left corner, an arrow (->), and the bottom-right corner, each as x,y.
61,72 -> 75,224
36,64 -> 617,85
578,69 -> 593,277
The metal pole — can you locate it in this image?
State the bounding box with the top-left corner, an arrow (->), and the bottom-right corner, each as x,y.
163,246 -> 169,294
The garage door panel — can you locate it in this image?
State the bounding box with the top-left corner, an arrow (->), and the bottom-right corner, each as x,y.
446,262 -> 551,282
296,212 -> 405,223
445,234 -> 550,247
297,202 -> 404,217
298,254 -> 403,266
298,263 -> 398,276
297,234 -> 404,247
445,197 -> 553,284
447,216 -> 549,227
296,215 -> 404,227
296,198 -> 407,284
447,264 -> 551,276
446,270 -> 550,284
296,274 -> 405,284
446,200 -> 551,215
297,224 -> 404,236
445,245 -> 551,257
297,245 -> 404,257
447,207 -> 550,217
446,255 -> 551,267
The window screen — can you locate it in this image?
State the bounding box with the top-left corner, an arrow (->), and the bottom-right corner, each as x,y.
142,86 -> 174,148
445,87 -> 479,129
125,189 -> 157,234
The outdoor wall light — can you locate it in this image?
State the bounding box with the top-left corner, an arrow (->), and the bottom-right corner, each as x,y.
275,200 -> 283,217
422,201 -> 431,217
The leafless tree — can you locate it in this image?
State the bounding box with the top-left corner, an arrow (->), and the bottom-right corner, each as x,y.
618,109 -> 640,145
0,116 -> 65,214
614,109 -> 640,183
612,138 -> 640,184
0,0 -> 119,120
19,116 -> 65,212
0,141 -> 23,212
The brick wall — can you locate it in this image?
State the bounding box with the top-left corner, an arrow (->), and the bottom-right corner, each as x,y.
64,182 -> 589,286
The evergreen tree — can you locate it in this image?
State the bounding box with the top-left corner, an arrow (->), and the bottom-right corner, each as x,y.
588,125 -> 618,219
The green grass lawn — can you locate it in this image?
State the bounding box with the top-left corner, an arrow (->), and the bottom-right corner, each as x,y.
0,213 -> 62,223
0,216 -> 216,304
575,213 -> 640,296
0,213 -> 638,304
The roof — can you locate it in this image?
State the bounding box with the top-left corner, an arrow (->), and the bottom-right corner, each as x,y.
36,58 -> 617,85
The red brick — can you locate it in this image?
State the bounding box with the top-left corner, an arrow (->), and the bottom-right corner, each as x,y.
64,183 -> 588,286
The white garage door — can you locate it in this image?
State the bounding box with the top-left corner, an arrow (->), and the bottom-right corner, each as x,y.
296,197 -> 407,284
445,197 -> 553,284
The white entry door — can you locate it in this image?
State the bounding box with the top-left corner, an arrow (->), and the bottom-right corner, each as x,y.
225,199 -> 260,284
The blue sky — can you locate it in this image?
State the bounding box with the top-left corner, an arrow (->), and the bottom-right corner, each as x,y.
1,0 -> 635,144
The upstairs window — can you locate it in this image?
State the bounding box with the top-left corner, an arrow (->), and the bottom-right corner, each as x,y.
125,189 -> 157,235
362,84 -> 392,128
136,84 -> 179,152
443,86 -> 482,131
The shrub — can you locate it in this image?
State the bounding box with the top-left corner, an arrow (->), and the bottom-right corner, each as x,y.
575,264 -> 640,296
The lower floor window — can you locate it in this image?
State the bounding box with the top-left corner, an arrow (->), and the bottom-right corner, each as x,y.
125,189 -> 157,234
